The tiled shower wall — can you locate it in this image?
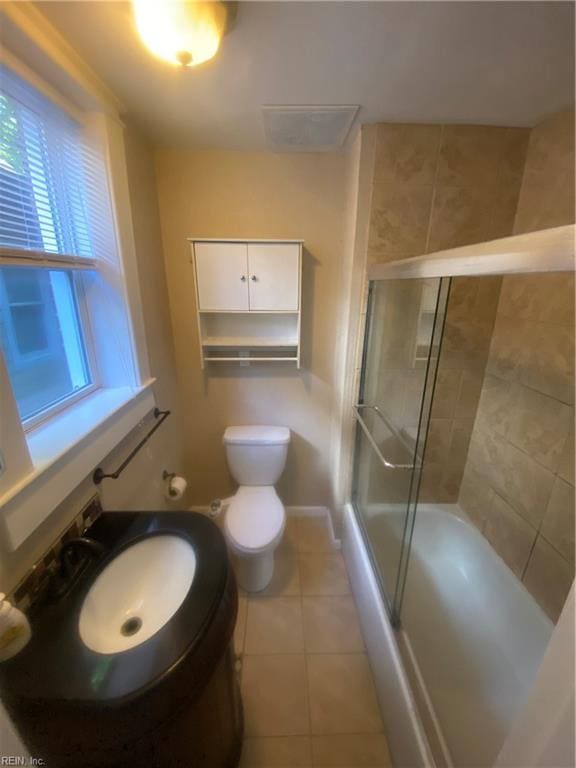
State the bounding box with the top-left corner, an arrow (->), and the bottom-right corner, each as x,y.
367,124 -> 529,501
459,109 -> 575,622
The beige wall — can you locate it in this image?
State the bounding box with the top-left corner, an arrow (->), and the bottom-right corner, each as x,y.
155,150 -> 350,507
459,109 -> 575,622
1,123 -> 183,592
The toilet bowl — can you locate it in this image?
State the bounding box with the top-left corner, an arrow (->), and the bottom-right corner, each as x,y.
222,426 -> 290,592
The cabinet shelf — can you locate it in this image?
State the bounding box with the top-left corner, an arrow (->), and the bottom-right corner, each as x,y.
198,310 -> 299,315
202,337 -> 298,348
204,356 -> 299,363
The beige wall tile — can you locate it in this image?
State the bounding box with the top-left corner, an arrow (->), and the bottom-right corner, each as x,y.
514,109 -> 575,234
302,596 -> 365,653
558,412 -> 575,486
485,316 -> 528,382
307,654 -> 383,735
426,419 -> 452,463
467,427 -> 555,529
498,128 -> 531,186
374,124 -> 441,186
431,369 -> 462,418
240,736 -> 312,767
483,493 -> 536,578
311,734 -> 391,766
459,463 -> 493,531
294,517 -> 335,554
448,418 -> 474,462
455,370 -> 485,418
498,274 -> 575,326
520,321 -> 574,405
519,110 -> 574,184
245,597 -> 305,655
538,273 -> 575,327
447,276 -> 502,323
427,186 -> 493,252
446,276 -> 480,317
300,553 -> 351,596
402,369 -> 429,424
242,655 -> 310,736
474,276 -> 503,319
437,126 -> 510,188
508,387 -> 571,471
514,177 -> 575,234
490,177 -> 524,239
523,537 -> 574,622
457,110 -> 575,620
541,477 -> 575,563
441,463 -> 466,502
475,375 -> 515,438
441,314 -> 495,371
368,183 -> 433,260
418,461 -> 446,503
418,460 -> 464,503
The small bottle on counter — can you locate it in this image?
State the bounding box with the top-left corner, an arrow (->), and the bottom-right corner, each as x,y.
0,593 -> 31,661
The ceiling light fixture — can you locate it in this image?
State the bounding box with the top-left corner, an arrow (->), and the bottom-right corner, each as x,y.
132,0 -> 232,68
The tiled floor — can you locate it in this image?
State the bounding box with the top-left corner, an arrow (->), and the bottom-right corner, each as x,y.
234,515 -> 392,768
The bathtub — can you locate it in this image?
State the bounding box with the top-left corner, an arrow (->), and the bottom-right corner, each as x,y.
345,502 -> 553,768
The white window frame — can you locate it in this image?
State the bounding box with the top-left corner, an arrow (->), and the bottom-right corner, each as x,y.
0,48 -> 153,550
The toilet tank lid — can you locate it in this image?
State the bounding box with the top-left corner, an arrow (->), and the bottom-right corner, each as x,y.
223,426 -> 290,446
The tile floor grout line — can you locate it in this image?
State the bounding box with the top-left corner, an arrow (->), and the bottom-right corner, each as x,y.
294,516 -> 314,744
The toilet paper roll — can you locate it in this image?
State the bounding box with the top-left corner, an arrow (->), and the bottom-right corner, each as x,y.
165,475 -> 187,501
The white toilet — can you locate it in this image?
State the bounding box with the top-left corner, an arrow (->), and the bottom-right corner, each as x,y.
222,425 -> 290,592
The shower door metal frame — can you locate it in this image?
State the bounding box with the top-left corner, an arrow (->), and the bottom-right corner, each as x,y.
351,276 -> 451,626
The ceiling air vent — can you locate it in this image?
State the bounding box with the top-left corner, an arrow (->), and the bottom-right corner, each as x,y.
262,105 -> 359,152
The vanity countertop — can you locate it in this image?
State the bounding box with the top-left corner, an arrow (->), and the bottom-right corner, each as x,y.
0,512 -> 232,705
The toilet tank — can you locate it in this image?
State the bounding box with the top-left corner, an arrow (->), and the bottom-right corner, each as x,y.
223,426 -> 290,486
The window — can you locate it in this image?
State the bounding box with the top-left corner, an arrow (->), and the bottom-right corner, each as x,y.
0,267 -> 92,421
0,66 -> 99,425
0,42 -> 152,550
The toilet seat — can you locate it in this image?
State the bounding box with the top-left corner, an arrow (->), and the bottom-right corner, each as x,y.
224,486 -> 285,556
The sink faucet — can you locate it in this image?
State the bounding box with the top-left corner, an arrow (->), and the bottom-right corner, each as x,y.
61,537 -> 107,560
50,537 -> 107,599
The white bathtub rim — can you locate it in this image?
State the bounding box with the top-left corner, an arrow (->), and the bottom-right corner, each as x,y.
342,502 -> 435,768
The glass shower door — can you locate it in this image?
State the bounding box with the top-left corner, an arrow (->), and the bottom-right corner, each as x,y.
352,277 -> 449,618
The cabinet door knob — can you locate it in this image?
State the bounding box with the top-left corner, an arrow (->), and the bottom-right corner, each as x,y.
251,275 -> 258,282
240,275 -> 246,282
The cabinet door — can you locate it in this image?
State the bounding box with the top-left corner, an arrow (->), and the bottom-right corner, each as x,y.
247,244 -> 300,311
195,243 -> 249,311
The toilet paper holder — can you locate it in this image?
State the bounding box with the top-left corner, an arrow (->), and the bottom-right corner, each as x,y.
163,470 -> 187,500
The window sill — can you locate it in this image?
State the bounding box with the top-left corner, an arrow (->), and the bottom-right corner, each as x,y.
0,382 -> 156,550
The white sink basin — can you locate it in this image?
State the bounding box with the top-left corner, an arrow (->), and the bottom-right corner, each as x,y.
79,535 -> 197,654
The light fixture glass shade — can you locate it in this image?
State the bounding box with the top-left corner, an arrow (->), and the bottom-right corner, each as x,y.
133,0 -> 227,67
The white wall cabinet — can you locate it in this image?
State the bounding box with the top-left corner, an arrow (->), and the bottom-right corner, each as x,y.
189,239 -> 302,367
195,242 -> 249,311
247,244 -> 300,310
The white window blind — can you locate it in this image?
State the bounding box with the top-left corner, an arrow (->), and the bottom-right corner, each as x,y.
0,65 -> 114,269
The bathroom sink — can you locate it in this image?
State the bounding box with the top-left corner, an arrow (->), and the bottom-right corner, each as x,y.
79,534 -> 197,654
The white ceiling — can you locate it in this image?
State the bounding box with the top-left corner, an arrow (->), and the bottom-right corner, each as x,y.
37,1 -> 575,150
